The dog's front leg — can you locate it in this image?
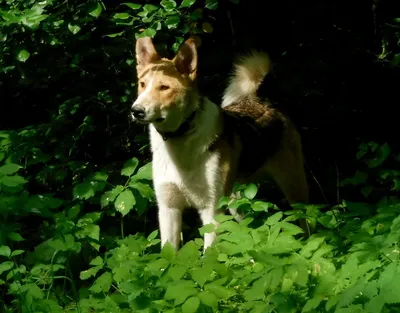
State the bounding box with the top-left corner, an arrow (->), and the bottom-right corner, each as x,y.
199,206 -> 219,252
156,183 -> 186,250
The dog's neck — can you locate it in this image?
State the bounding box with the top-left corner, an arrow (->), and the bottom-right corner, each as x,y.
155,97 -> 204,141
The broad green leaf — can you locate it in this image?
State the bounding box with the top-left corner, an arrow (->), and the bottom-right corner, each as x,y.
180,0 -> 196,8
166,15 -> 180,29
168,265 -> 187,281
113,13 -> 130,20
101,185 -> 124,208
190,265 -> 212,287
244,183 -> 258,199
16,49 -> 30,62
164,281 -> 198,305
68,23 -> 81,35
122,3 -> 142,10
182,296 -> 200,313
199,223 -> 215,236
88,2 -> 103,18
144,4 -> 159,12
73,181 -> 95,200
161,0 -> 177,11
0,163 -> 21,175
266,211 -> 283,225
0,246 -> 11,258
217,196 -> 229,209
136,27 -> 157,38
129,181 -> 154,198
0,175 -> 27,187
204,283 -> 234,299
10,250 -> 24,257
0,261 -> 14,275
89,256 -> 103,266
121,157 -> 139,176
114,190 -> 136,216
7,232 -> 24,242
90,171 -> 109,181
21,283 -> 44,299
198,291 -> 218,309
147,229 -> 159,241
89,272 -> 112,293
80,266 -> 102,280
251,201 -> 273,212
132,162 -> 152,181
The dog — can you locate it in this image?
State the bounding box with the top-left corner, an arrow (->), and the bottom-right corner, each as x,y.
131,36 -> 310,252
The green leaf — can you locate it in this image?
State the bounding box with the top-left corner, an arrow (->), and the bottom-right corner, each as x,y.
0,175 -> 27,187
204,283 -> 234,299
10,250 -> 25,257
244,183 -> 258,199
132,162 -> 152,181
73,181 -> 95,200
114,190 -> 136,216
121,157 -> 139,176
68,23 -> 81,35
266,212 -> 283,225
180,0 -> 196,8
190,266 -> 212,287
217,196 -> 229,209
122,3 -> 142,10
144,4 -> 159,12
113,13 -> 130,20
165,15 -> 180,29
16,49 -> 30,62
182,296 -> 200,313
0,163 -> 21,175
251,201 -> 273,212
205,0 -> 218,10
137,27 -> 157,38
198,291 -> 218,309
161,0 -> 177,11
199,223 -> 215,236
129,181 -> 154,198
101,185 -> 124,208
0,261 -> 14,275
90,171 -> 109,181
80,266 -> 102,280
90,272 -> 112,293
104,32 -> 124,38
89,256 -> 104,266
367,143 -> 390,168
147,230 -> 159,241
88,2 -> 103,18
7,232 -> 25,242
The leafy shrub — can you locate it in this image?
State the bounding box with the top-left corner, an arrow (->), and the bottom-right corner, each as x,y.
1,0 -> 400,312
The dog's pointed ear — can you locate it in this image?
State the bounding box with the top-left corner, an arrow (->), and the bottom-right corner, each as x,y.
135,37 -> 160,72
173,38 -> 198,80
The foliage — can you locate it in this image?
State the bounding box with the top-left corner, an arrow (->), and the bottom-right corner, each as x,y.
1,0 -> 400,312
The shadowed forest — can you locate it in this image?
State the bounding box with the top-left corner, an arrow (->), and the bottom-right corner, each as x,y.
1,0 -> 400,312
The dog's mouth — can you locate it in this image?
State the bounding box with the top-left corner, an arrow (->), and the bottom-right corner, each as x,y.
131,114 -> 165,124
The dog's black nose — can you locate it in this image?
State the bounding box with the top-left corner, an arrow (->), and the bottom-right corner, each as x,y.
131,106 -> 146,119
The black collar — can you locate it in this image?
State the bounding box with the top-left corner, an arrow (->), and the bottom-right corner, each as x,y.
157,109 -> 198,141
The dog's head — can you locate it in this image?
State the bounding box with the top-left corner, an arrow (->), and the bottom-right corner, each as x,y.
131,37 -> 199,132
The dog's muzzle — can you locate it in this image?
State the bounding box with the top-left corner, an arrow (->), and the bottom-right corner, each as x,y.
131,105 -> 146,120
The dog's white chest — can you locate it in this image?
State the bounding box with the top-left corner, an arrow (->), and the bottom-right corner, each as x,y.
150,129 -> 220,210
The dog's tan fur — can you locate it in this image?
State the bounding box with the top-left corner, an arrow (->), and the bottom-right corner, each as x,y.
132,37 -> 309,251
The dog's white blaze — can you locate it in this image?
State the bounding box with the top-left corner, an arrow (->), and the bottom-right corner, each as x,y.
133,77 -> 154,108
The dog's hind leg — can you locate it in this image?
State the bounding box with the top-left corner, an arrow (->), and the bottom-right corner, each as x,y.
265,129 -> 311,236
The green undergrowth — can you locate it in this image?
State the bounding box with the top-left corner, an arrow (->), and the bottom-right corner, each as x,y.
1,139 -> 400,312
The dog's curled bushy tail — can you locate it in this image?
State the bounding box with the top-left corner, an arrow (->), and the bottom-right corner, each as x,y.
222,51 -> 271,108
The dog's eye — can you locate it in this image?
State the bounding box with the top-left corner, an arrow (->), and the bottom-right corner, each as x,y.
159,85 -> 170,91
140,81 -> 145,88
